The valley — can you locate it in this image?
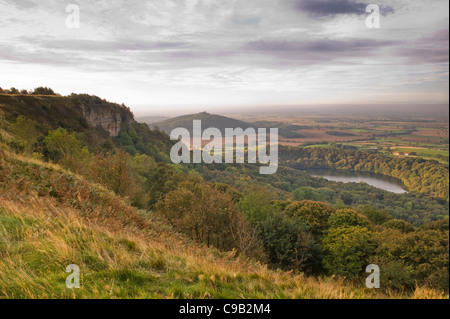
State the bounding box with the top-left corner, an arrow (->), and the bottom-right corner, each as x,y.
0,91 -> 448,299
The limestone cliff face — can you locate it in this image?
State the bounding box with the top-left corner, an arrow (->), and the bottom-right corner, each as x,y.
72,95 -> 134,137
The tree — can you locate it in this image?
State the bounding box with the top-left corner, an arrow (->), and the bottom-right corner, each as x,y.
9,116 -> 41,153
292,186 -> 322,201
420,216 -> 449,232
400,229 -> 449,291
360,206 -> 393,225
237,185 -> 277,224
9,87 -> 19,94
328,208 -> 372,229
284,200 -> 335,237
322,226 -> 376,278
368,256 -> 416,291
43,128 -> 86,162
90,150 -> 147,208
258,211 -> 322,273
156,181 -> 262,257
31,86 -> 56,95
382,219 -> 415,233
145,163 -> 183,208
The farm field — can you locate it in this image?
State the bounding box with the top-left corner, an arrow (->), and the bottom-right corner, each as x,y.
230,114 -> 449,164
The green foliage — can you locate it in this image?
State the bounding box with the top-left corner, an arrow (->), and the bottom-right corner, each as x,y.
42,129 -> 147,208
382,219 -> 415,233
360,206 -> 393,225
43,128 -> 88,163
198,161 -> 448,226
9,116 -> 42,153
115,123 -> 172,162
282,146 -> 449,201
369,256 -> 416,291
374,223 -> 449,293
322,226 -> 376,278
284,200 -> 335,236
328,209 -> 372,229
258,211 -> 322,273
420,216 -> 449,232
237,186 -> 276,224
140,162 -> 184,208
292,186 -> 323,201
400,230 -> 449,287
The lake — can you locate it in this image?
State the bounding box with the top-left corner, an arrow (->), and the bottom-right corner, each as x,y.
306,169 -> 408,194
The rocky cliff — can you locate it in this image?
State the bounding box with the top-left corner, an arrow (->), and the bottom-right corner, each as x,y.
72,94 -> 134,137
0,94 -> 135,137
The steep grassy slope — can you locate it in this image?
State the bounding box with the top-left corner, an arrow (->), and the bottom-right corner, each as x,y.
1,146 -> 445,299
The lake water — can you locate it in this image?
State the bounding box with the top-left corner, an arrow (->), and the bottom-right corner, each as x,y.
306,169 -> 408,194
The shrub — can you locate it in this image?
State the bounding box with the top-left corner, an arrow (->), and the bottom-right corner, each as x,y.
322,226 -> 376,278
258,211 -> 322,273
156,181 -> 263,258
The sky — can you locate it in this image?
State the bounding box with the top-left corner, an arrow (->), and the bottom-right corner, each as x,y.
0,0 -> 448,115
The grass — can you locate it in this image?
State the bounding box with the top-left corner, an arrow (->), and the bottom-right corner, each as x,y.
1,198 -> 446,299
391,148 -> 449,164
0,146 -> 448,299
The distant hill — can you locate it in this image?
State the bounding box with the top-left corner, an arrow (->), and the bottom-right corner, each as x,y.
151,112 -> 252,136
152,112 -> 305,138
137,115 -> 171,124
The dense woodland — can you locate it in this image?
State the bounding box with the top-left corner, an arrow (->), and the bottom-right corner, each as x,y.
0,92 -> 448,293
280,146 -> 449,200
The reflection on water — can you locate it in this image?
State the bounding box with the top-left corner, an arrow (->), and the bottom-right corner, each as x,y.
307,169 -> 408,194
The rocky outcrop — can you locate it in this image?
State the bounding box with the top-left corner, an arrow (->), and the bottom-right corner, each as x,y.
72,95 -> 134,137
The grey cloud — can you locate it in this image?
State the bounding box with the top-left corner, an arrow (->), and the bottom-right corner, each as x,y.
0,43 -> 86,66
24,38 -> 191,52
395,29 -> 449,64
138,38 -> 401,69
3,0 -> 38,9
293,0 -> 394,18
244,38 -> 399,56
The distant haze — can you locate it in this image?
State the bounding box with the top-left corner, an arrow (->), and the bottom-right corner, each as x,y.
135,103 -> 449,120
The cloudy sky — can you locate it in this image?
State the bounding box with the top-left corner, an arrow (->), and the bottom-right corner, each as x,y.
0,0 -> 448,115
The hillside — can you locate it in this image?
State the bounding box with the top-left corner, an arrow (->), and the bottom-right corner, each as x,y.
3,144 -> 448,299
152,112 -> 304,138
0,91 -> 448,299
0,143 -> 429,299
0,94 -> 133,137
